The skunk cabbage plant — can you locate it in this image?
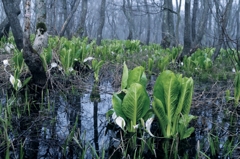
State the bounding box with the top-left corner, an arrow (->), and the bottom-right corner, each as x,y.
112,62 -> 150,132
153,70 -> 195,139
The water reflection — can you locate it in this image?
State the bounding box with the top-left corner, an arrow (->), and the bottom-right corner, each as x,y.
1,81 -> 240,158
25,81 -> 112,158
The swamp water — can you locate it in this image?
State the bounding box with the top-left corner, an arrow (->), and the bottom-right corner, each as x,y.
1,79 -> 240,158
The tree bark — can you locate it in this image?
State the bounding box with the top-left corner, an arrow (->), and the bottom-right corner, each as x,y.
3,0 -> 46,87
0,0 -> 21,40
23,0 -> 47,87
0,18 -> 10,39
59,0 -> 81,37
237,1 -> 240,50
175,0 -> 182,45
36,0 -> 46,24
122,0 -> 135,40
77,0 -> 88,38
191,0 -> 209,51
177,0 -> 191,61
191,0 -> 198,41
96,0 -> 106,45
144,0 -> 150,45
2,0 -> 23,50
161,0 -> 175,48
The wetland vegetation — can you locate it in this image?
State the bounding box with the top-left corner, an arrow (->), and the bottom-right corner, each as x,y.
1,35 -> 240,158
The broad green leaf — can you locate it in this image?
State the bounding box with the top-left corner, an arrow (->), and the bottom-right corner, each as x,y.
127,66 -> 145,88
180,78 -> 193,115
153,70 -> 180,137
121,62 -> 128,89
112,93 -> 126,120
153,70 -> 180,117
122,83 -> 150,132
140,72 -> 147,88
174,77 -> 193,120
152,97 -> 168,137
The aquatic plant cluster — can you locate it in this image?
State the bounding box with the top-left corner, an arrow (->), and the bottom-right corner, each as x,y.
0,35 -> 240,158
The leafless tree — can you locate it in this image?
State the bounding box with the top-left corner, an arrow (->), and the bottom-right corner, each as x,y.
161,0 -> 175,48
96,0 -> 106,45
177,0 -> 191,61
36,0 -> 46,24
122,0 -> 135,40
144,0 -> 151,45
211,0 -> 233,61
77,0 -> 88,38
59,0 -> 81,37
191,0 -> 198,41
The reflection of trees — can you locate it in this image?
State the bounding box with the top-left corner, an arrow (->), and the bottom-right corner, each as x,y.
91,81 -> 101,156
67,94 -> 82,158
19,93 -> 43,158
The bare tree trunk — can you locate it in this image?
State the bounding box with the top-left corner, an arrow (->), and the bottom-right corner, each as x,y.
177,0 -> 191,61
122,0 -> 135,40
77,0 -> 88,38
59,0 -> 81,37
36,0 -> 46,24
96,0 -> 106,45
237,1 -> 240,50
161,0 -> 175,48
175,0 -> 182,45
212,0 -> 233,61
0,0 -> 21,40
0,18 -> 10,39
207,1 -> 213,47
191,0 -> 209,51
168,0 -> 175,47
2,0 -> 46,86
192,0 -> 198,41
2,0 -> 23,50
144,0 -> 150,45
23,0 -> 47,87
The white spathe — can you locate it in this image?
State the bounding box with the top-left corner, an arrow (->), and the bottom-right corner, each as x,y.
146,117 -> 155,137
133,124 -> 139,130
115,116 -> 126,130
9,74 -> 22,89
112,112 -> 125,130
17,79 -> 22,88
4,43 -> 15,53
3,59 -> 9,67
112,112 -> 117,120
83,57 -> 95,62
232,68 -> 236,73
51,62 -> 58,68
10,74 -> 15,86
69,67 -> 74,72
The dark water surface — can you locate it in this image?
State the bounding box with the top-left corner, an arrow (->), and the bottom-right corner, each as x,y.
1,79 -> 240,158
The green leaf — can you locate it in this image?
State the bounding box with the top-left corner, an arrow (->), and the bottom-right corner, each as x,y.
153,70 -> 180,118
234,72 -> 240,105
182,127 -> 194,139
121,62 -> 128,89
152,96 -> 168,137
22,76 -> 32,87
174,77 -> 193,120
140,72 -> 148,88
127,66 -> 146,88
122,83 -> 150,132
112,93 -> 126,120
